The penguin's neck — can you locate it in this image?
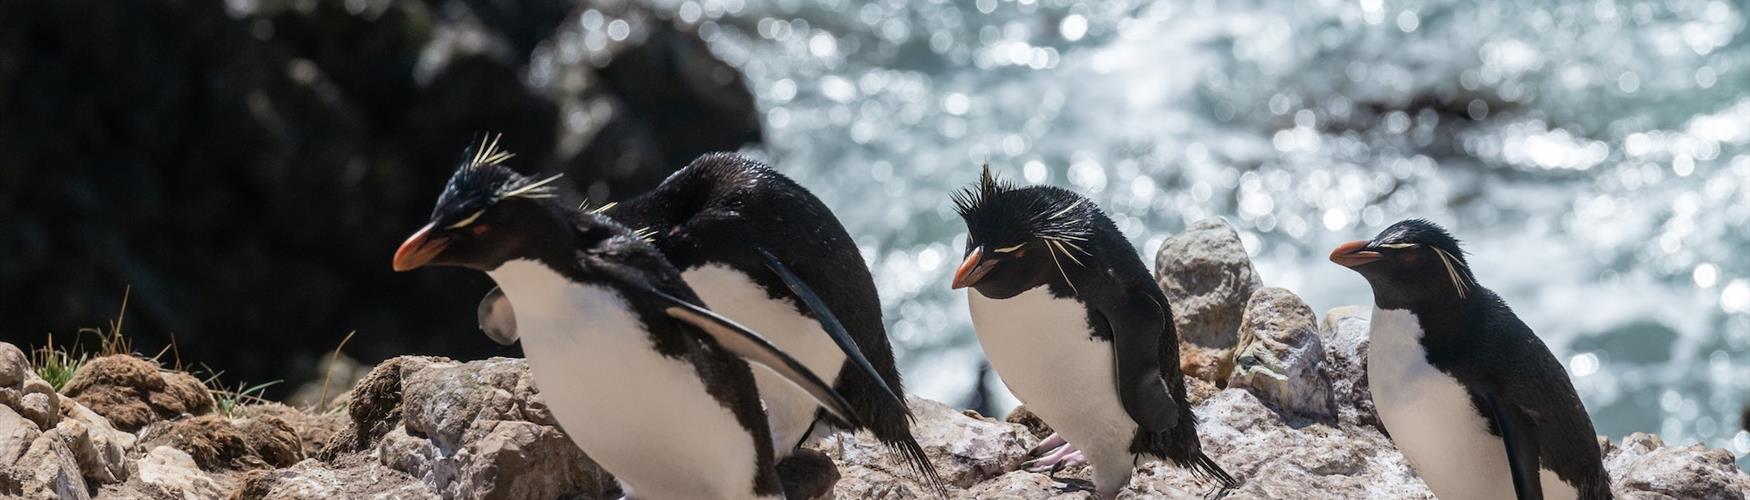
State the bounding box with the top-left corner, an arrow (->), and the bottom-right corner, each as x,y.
1372,294 -> 1483,359
487,259 -> 619,338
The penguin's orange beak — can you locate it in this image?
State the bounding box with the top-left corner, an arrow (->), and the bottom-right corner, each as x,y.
393,223 -> 451,271
952,246 -> 997,289
1329,240 -> 1382,268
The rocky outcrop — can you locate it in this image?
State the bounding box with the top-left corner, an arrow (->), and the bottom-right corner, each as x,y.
2,339 -> 1746,499
1156,218 -> 1264,382
61,355 -> 214,433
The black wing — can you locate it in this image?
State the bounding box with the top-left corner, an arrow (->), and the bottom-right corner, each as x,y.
756,248 -> 906,408
477,287 -> 518,346
641,285 -> 862,428
1101,290 -> 1179,432
1483,393 -> 1543,500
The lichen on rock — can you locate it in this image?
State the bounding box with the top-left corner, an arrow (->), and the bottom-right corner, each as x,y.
1228,287 -> 1335,419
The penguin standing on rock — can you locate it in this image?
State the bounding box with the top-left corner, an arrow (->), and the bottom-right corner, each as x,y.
601,153 -> 945,494
950,165 -> 1236,499
392,138 -> 864,500
1331,219 -> 1612,500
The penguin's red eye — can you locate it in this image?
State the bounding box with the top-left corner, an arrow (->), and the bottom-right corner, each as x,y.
1401,252 -> 1419,264
472,224 -> 490,236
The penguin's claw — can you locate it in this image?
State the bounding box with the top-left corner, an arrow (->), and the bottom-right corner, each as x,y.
1022,442 -> 1085,473
1029,432 -> 1068,456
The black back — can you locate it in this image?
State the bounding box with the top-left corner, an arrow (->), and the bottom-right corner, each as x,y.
603,154 -> 927,470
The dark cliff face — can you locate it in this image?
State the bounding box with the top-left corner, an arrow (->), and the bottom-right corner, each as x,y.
0,0 -> 761,392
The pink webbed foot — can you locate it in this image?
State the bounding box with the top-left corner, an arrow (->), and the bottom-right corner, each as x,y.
1022,433 -> 1088,473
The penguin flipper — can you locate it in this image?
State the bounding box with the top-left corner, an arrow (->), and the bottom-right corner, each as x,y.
1103,291 -> 1178,432
646,286 -> 863,428
1483,393 -> 1544,500
756,248 -> 907,409
477,287 -> 519,346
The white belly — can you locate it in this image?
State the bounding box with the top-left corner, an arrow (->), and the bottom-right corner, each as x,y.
1368,307 -> 1578,500
684,264 -> 847,455
490,260 -> 773,500
968,287 -> 1138,475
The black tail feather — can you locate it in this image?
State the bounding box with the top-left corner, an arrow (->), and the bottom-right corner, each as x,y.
889,434 -> 948,498
1188,451 -> 1238,489
1131,429 -> 1238,490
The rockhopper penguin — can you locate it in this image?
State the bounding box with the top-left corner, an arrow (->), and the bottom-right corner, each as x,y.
1331,219 -> 1612,500
950,165 -> 1236,499
392,138 -> 862,500
600,153 -> 944,493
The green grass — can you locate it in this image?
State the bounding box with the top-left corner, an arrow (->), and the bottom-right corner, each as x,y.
31,333 -> 87,392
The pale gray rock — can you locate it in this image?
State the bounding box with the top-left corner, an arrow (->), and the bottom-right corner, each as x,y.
1606,433 -> 1750,499
818,396 -> 1034,496
231,457 -> 436,500
1131,389 -> 1432,499
362,357 -> 613,500
136,446 -> 225,500
51,418 -> 129,485
1320,305 -> 1382,430
0,342 -> 27,388
15,425 -> 91,500
1,404 -> 43,465
1228,287 -> 1334,419
1155,218 -> 1263,382
20,392 -> 60,430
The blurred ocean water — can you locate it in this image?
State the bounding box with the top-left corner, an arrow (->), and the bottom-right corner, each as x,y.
627,0 -> 1746,465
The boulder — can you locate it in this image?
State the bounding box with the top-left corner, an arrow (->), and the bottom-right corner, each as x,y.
135,446 -> 225,500
61,355 -> 213,432
13,425 -> 91,500
1228,287 -> 1334,419
18,392 -> 59,431
50,418 -> 129,485
0,342 -> 26,388
1606,433 -> 1750,499
1155,218 -> 1263,382
1320,305 -> 1382,430
383,357 -> 612,500
1,404 -> 43,465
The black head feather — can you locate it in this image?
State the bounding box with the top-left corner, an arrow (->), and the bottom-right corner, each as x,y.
1367,218 -> 1477,299
952,163 -> 1095,248
432,134 -> 563,227
1369,219 -> 1468,264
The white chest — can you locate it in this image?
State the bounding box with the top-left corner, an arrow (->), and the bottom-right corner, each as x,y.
967,287 -> 1135,457
682,264 -> 846,452
1367,307 -> 1577,500
488,260 -> 767,500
